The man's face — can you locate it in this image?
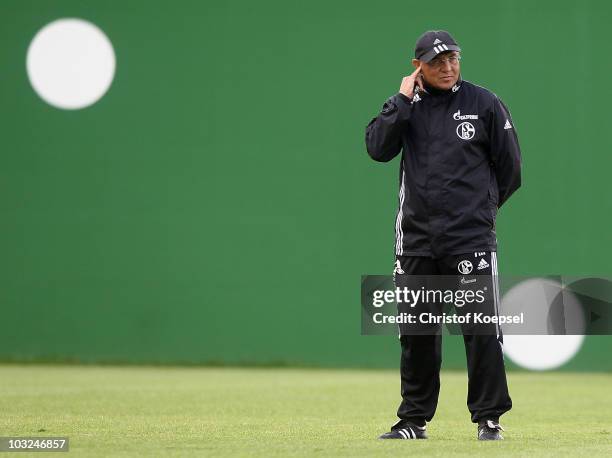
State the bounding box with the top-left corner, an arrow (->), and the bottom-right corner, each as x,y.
416,51 -> 461,91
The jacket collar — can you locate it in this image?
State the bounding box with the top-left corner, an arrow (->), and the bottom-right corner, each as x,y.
422,76 -> 462,97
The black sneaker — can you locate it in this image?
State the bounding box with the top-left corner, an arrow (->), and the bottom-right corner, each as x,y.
378,421 -> 427,440
477,420 -> 505,440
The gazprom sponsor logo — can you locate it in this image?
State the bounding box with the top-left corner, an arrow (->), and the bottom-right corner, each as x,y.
453,109 -> 478,120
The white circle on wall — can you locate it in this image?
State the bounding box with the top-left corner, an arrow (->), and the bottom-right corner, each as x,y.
26,18 -> 116,109
504,334 -> 584,371
501,278 -> 585,370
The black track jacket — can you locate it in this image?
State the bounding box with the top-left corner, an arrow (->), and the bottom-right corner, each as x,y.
365,79 -> 522,258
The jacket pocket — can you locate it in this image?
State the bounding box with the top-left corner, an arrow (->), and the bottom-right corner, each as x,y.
488,169 -> 499,208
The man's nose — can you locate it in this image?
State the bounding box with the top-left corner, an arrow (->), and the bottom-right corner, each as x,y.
440,59 -> 452,71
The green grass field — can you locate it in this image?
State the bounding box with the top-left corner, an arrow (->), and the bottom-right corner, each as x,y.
0,365 -> 611,457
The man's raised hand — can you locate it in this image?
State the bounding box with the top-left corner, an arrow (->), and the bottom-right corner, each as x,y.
399,66 -> 424,99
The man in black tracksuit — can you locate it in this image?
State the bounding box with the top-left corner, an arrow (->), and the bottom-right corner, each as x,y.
365,30 -> 521,441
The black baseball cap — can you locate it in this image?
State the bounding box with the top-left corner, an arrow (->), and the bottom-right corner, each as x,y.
414,30 -> 461,63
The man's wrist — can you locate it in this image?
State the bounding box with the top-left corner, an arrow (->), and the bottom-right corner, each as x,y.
397,93 -> 412,103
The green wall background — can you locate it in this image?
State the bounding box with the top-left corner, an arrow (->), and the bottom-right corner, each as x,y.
1,0 -> 611,370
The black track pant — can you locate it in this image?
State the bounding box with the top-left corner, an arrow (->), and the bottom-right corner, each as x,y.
394,251 -> 512,426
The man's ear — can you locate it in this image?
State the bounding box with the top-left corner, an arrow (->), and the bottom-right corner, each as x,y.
412,59 -> 420,69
